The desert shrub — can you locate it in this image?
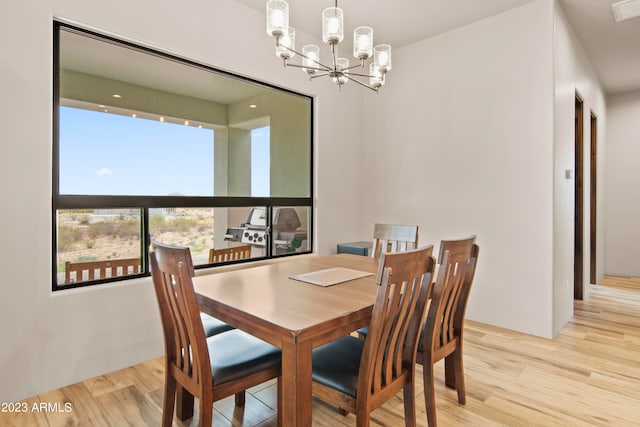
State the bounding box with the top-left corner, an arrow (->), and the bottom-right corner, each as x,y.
86,218 -> 139,239
57,226 -> 85,252
87,220 -> 117,238
171,217 -> 199,233
150,214 -> 168,232
117,219 -> 140,238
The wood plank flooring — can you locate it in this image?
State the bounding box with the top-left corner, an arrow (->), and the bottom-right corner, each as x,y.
2,275 -> 640,426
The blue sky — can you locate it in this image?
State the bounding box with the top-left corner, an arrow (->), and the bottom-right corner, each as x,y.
60,106 -> 271,197
251,126 -> 270,197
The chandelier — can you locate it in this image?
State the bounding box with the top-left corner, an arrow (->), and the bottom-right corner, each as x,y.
266,0 -> 392,92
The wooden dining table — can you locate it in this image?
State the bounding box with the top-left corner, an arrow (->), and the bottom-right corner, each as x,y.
193,253 -> 380,427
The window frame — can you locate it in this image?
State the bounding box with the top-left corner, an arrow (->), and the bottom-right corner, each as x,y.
52,21 -> 314,291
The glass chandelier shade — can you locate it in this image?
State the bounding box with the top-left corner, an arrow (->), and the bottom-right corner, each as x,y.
333,58 -> 349,84
353,26 -> 373,60
266,0 -> 289,37
302,45 -> 320,74
276,27 -> 295,59
266,0 -> 392,93
322,7 -> 344,44
374,44 -> 392,73
369,63 -> 384,88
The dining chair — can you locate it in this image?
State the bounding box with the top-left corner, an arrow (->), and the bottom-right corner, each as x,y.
418,235 -> 479,427
312,245 -> 436,427
150,241 -> 282,427
370,223 -> 419,259
357,223 -> 420,339
208,243 -> 252,263
151,242 -> 234,338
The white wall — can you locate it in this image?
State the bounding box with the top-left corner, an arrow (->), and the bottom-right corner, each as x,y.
362,0 -> 556,338
0,0 -> 364,402
552,2 -> 607,335
605,90 -> 640,277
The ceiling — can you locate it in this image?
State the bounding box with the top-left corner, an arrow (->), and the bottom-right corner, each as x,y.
62,0 -> 640,102
61,29 -> 268,105
239,0 -> 640,95
559,0 -> 640,95
239,0 -> 536,48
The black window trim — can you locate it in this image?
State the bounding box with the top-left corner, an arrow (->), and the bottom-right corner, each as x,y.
52,21 -> 314,291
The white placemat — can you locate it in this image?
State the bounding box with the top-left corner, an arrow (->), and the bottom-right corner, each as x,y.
290,267 -> 374,287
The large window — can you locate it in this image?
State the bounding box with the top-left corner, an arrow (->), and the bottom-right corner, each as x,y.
53,23 -> 313,290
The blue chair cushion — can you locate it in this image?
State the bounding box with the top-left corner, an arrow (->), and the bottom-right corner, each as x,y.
200,312 -> 234,337
312,335 -> 364,398
207,329 -> 281,385
356,326 -> 369,337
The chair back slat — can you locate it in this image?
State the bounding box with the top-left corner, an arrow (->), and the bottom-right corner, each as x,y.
371,223 -> 419,259
151,243 -> 212,393
360,246 -> 435,396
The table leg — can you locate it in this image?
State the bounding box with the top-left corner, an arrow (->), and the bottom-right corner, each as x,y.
281,340 -> 313,427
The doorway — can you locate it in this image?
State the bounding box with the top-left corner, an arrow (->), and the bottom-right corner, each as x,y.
574,94 -> 584,300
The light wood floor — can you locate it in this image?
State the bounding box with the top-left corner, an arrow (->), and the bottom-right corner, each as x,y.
2,275 -> 640,427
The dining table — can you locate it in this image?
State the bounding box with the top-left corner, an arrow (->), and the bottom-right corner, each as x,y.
192,253 -> 380,427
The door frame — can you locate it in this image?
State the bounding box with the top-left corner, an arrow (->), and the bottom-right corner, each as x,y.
590,112 -> 597,285
574,93 -> 584,300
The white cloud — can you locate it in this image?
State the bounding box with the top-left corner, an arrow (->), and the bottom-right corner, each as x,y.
96,167 -> 113,176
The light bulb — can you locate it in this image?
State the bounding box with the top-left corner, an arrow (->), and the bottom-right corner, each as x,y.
328,17 -> 339,34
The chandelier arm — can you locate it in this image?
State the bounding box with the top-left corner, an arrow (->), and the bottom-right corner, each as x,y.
284,63 -> 330,73
307,57 -> 333,72
343,63 -> 368,72
345,71 -> 375,78
344,74 -> 379,93
276,41 -> 333,72
310,72 -> 331,79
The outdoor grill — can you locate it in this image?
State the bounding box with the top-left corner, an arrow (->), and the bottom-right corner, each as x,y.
226,207 -> 307,254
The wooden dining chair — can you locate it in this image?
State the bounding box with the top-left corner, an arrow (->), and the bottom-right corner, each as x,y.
150,242 -> 282,427
418,235 -> 479,427
151,242 -> 233,338
371,223 -> 419,259
312,246 -> 436,427
208,243 -> 251,263
357,223 -> 420,338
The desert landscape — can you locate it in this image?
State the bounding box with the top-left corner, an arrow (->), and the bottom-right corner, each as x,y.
56,208 -> 214,284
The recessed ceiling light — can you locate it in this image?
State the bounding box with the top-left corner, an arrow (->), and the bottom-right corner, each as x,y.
612,0 -> 640,22
98,104 -> 106,108
132,113 -> 137,118
184,120 -> 190,126
112,94 -> 122,98
159,116 -> 164,122
249,104 -> 257,108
